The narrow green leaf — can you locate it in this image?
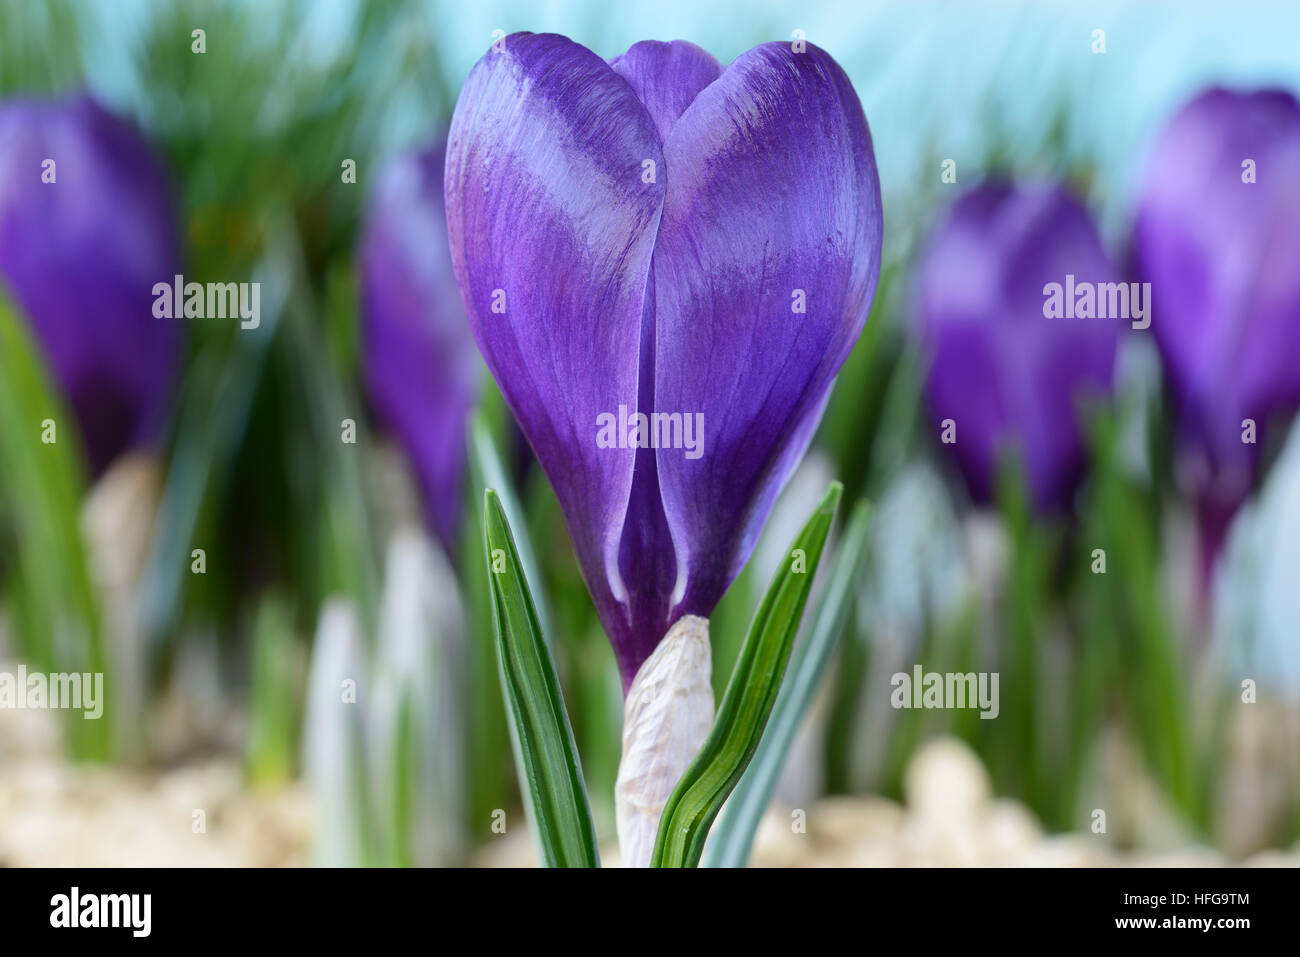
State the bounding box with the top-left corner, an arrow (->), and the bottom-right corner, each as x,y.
1083,411 -> 1201,829
995,449 -> 1057,817
470,415 -> 552,643
652,481 -> 843,868
459,494 -> 512,837
483,489 -> 599,867
0,289 -> 111,759
463,407 -> 533,833
245,593 -> 299,787
139,300 -> 278,646
704,499 -> 870,867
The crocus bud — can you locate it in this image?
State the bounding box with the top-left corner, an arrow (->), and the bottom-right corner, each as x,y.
446,35 -> 882,684
1133,88 -> 1300,558
360,143 -> 478,551
0,95 -> 181,475
912,182 -> 1121,513
615,614 -> 714,867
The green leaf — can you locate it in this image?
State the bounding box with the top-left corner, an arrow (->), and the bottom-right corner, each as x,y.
0,288 -> 111,760
460,490 -> 512,837
462,407 -> 530,835
138,294 -> 278,646
652,481 -> 843,868
483,489 -> 599,867
470,415 -> 552,643
704,498 -> 870,867
245,593 -> 299,787
1080,410 -> 1202,829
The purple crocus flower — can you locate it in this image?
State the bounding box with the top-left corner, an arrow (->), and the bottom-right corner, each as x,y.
445,34 -> 882,687
0,95 -> 181,475
361,143 -> 479,550
912,182 -> 1120,513
1133,88 -> 1300,558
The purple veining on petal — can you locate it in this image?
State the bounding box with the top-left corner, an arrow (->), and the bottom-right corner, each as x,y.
0,95 -> 181,475
609,40 -> 723,144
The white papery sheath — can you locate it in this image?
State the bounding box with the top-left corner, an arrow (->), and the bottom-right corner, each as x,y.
615,615 -> 714,868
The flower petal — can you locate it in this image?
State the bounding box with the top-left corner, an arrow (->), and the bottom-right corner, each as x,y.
605,38 -> 725,679
0,96 -> 180,474
445,33 -> 666,674
650,42 -> 883,620
361,143 -> 478,550
601,41 -> 724,680
609,40 -> 722,144
913,183 -> 1120,512
1134,88 -> 1300,508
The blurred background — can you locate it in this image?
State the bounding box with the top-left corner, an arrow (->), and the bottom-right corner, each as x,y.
1,0 -> 1298,866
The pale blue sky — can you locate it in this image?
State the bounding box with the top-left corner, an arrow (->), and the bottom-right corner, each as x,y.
76,0 -> 1300,239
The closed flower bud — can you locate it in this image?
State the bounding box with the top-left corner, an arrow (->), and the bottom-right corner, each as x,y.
0,95 -> 181,475
1134,88 -> 1300,565
912,182 -> 1121,513
360,143 -> 478,551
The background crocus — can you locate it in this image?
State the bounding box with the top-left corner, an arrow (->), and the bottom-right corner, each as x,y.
445,34 -> 882,688
361,143 -> 479,550
1133,88 -> 1300,556
0,95 -> 180,475
912,182 -> 1121,513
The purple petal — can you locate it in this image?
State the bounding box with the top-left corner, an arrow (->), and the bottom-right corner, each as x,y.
445,33 -> 666,678
913,182 -> 1120,512
604,40 -> 722,683
0,95 -> 180,475
448,36 -> 883,686
1134,88 -> 1300,512
609,40 -> 722,143
651,42 -> 883,625
361,142 -> 479,550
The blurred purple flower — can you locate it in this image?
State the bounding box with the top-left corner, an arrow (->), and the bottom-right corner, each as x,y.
913,182 -> 1121,513
1133,88 -> 1300,550
360,143 -> 479,551
0,95 -> 181,475
445,34 -> 882,687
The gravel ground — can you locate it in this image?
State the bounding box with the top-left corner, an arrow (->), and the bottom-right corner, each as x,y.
473,737 -> 1300,868
0,690 -> 310,868
3,695 -> 1296,868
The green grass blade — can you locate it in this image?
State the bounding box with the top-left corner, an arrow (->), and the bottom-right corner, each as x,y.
483,489 -> 599,867
703,498 -> 870,868
0,289 -> 111,759
652,481 -> 843,868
